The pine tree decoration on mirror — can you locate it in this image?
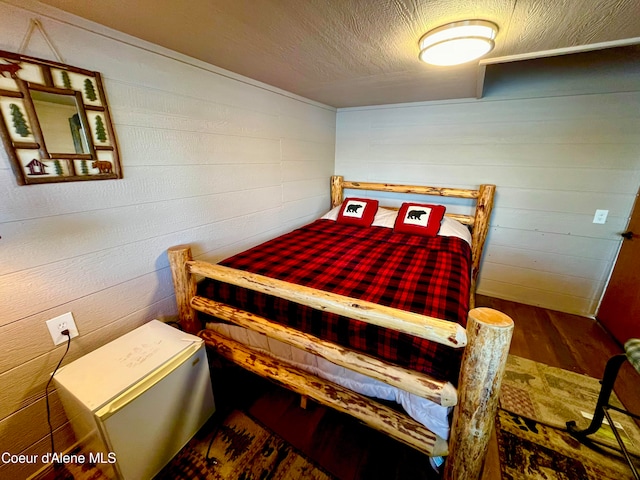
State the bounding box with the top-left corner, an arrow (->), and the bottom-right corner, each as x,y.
95,115 -> 107,142
9,103 -> 30,137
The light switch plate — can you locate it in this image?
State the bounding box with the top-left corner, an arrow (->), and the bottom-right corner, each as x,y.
46,312 -> 79,345
593,209 -> 608,224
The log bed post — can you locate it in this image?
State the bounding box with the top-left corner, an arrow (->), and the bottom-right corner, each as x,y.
331,175 -> 344,208
167,245 -> 199,334
444,307 -> 513,480
470,184 -> 495,308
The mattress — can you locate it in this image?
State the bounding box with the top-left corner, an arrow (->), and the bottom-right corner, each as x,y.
199,217 -> 471,384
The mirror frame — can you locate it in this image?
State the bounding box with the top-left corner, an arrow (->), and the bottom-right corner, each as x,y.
0,49 -> 122,185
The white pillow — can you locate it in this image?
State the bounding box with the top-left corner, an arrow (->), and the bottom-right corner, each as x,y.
439,217 -> 473,245
372,207 -> 398,228
321,206 -> 472,245
320,205 -> 341,221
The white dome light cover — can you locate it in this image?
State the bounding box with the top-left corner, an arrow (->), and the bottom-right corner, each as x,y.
419,20 -> 498,66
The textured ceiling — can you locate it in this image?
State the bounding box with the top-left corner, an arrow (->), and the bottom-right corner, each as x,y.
34,0 -> 640,107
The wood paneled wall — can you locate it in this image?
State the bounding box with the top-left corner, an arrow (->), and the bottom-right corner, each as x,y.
0,2 -> 335,478
336,87 -> 640,317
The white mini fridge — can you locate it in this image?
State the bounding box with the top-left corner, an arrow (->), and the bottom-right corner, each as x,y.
53,320 -> 215,479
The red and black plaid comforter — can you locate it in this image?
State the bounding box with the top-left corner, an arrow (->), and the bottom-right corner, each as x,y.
200,219 -> 471,383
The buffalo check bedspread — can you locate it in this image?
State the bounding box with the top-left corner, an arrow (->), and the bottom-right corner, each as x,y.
199,219 -> 471,383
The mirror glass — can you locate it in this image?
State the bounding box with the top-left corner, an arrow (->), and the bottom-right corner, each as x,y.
30,90 -> 89,154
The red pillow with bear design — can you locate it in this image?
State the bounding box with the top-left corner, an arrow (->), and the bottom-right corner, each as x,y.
393,203 -> 446,236
336,198 -> 379,227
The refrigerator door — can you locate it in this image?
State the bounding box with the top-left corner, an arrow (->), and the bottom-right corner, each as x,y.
96,342 -> 215,479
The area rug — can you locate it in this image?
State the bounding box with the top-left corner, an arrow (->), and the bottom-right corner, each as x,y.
39,409 -> 335,480
155,409 -> 337,480
496,355 -> 640,479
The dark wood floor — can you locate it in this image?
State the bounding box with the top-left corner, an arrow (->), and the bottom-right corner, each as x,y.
476,295 -> 639,413
210,295 -> 640,480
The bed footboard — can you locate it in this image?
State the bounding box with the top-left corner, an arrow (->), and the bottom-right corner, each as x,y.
167,245 -> 513,480
193,295 -> 458,406
201,329 -> 449,456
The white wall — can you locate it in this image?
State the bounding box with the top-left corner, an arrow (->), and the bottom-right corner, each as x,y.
0,2 -> 335,478
336,61 -> 640,317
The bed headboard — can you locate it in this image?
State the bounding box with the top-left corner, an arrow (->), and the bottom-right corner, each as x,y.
330,176 -> 495,307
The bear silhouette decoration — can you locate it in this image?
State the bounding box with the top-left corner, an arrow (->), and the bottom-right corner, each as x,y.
92,160 -> 113,174
407,209 -> 427,220
346,204 -> 363,213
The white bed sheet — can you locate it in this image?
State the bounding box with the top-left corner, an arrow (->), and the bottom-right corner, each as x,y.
206,322 -> 452,440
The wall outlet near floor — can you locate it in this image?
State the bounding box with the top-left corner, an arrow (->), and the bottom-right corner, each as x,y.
593,209 -> 609,224
46,312 -> 79,345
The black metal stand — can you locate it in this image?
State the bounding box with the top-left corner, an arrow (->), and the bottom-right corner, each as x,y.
566,354 -> 640,480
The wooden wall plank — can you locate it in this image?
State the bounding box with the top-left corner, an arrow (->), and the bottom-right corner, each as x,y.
492,188 -> 636,216
0,297 -> 177,422
483,244 -> 611,281
281,138 -> 336,162
119,128 -> 282,166
282,160 -> 334,183
335,163 -> 640,194
0,186 -> 283,275
283,178 -> 331,203
282,195 -> 331,225
0,164 -> 283,222
0,393 -> 67,456
0,207 -> 295,326
477,279 -> 598,317
491,208 -> 629,239
480,262 -> 604,299
487,227 -> 620,261
0,269 -> 175,373
367,143 -> 640,170
0,421 -> 76,480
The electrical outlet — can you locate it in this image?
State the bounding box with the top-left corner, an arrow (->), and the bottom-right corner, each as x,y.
46,312 -> 79,345
593,209 -> 609,224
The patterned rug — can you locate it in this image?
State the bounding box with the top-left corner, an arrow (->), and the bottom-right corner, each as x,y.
57,410 -> 336,480
155,409 -> 337,480
497,355 -> 640,479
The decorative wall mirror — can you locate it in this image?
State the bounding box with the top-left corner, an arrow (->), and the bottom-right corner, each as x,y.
0,49 -> 121,185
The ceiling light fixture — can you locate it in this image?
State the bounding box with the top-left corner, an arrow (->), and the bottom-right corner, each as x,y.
419,20 -> 498,66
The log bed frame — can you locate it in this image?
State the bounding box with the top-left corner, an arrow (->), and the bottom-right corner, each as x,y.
168,176 -> 514,480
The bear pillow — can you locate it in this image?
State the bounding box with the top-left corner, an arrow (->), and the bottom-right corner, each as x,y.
394,203 -> 446,236
336,198 -> 379,227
